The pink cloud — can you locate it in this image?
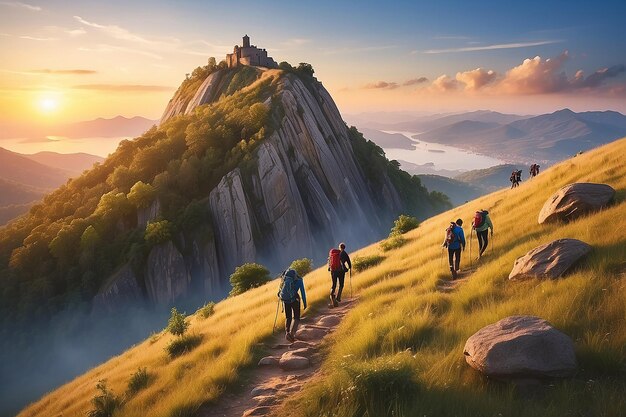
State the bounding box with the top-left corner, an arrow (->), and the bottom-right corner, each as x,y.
363,81 -> 399,90
498,51 -> 570,94
455,68 -> 497,91
432,75 -> 459,92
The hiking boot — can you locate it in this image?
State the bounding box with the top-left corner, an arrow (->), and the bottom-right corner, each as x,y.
286,332 -> 295,342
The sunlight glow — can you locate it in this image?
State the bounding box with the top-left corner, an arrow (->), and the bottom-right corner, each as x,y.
37,96 -> 60,113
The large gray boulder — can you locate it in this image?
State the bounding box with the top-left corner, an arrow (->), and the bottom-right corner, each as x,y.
508,239 -> 591,281
463,316 -> 577,378
538,183 -> 615,224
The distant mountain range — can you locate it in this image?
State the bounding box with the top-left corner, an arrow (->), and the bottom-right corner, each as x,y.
0,115 -> 157,140
0,148 -> 103,224
355,109 -> 626,165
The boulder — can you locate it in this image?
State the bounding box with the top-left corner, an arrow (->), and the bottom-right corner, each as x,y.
257,356 -> 279,366
288,347 -> 316,358
289,340 -> 316,350
538,183 -> 615,224
279,351 -> 310,370
508,239 -> 591,281
463,316 -> 577,378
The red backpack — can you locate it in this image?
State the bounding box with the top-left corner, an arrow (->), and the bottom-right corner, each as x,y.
445,223 -> 456,245
328,249 -> 342,271
473,210 -> 488,228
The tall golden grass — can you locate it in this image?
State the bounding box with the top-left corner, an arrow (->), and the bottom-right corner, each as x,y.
18,138 -> 626,417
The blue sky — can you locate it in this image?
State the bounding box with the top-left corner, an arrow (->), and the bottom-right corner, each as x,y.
1,0 -> 625,122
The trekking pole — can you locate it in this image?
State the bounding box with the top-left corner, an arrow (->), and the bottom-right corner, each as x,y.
272,298 -> 280,334
350,269 -> 353,300
469,229 -> 472,268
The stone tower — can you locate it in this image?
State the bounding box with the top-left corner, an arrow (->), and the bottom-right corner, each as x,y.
243,34 -> 250,48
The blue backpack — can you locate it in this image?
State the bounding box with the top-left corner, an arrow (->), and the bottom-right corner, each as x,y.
279,269 -> 299,303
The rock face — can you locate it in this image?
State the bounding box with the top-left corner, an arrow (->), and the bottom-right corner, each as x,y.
538,183 -> 615,224
463,316 -> 577,378
92,263 -> 144,313
508,239 -> 591,281
99,67 -> 444,308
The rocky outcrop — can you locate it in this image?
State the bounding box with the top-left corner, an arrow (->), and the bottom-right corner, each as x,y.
137,199 -> 160,228
508,239 -> 591,281
463,316 -> 577,379
144,241 -> 191,305
92,263 -> 144,313
538,183 -> 615,224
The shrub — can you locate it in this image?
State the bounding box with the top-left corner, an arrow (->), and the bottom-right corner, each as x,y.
165,334 -> 202,358
197,301 -> 216,319
87,380 -> 122,417
144,220 -> 172,245
289,258 -> 313,276
229,263 -> 270,296
390,215 -> 420,235
167,307 -> 189,337
127,367 -> 149,395
380,234 -> 406,252
353,255 -> 385,272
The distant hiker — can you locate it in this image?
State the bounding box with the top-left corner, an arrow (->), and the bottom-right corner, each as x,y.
278,268 -> 307,342
328,243 -> 352,307
472,209 -> 493,259
442,219 -> 466,280
510,169 -> 522,188
530,164 -> 540,178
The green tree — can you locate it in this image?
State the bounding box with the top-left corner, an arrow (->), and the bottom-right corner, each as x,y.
390,215 -> 420,236
289,258 -> 313,276
167,307 -> 189,337
87,379 -> 122,417
144,220 -> 172,245
229,263 -> 270,296
127,181 -> 155,209
296,62 -> 314,77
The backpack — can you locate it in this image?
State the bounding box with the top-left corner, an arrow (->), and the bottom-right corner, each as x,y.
445,223 -> 457,245
328,248 -> 342,271
473,210 -> 488,228
279,269 -> 298,303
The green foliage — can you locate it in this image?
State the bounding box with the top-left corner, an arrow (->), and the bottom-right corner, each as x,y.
348,126 -> 451,216
87,380 -> 122,417
196,301 -> 216,319
390,214 -> 420,235
289,258 -> 313,276
167,307 -> 189,337
165,333 -> 202,358
127,367 -> 149,395
80,225 -> 100,250
296,62 -> 315,77
353,255 -> 385,272
229,263 -> 270,296
380,234 -> 406,252
127,181 -> 155,209
144,220 -> 172,245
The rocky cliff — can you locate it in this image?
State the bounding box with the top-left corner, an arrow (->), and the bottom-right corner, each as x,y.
96,66 -> 442,310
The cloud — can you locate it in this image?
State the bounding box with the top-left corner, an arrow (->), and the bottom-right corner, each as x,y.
0,1 -> 40,11
498,51 -> 570,94
66,28 -> 86,36
363,81 -> 399,90
1,33 -> 56,41
573,65 -> 626,88
455,68 -> 497,90
403,77 -> 428,86
432,75 -> 459,92
73,15 -> 155,45
72,84 -> 174,92
28,69 -> 97,75
423,40 -> 561,54
78,44 -> 164,60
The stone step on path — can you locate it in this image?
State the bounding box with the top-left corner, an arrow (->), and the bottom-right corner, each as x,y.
198,298 -> 356,417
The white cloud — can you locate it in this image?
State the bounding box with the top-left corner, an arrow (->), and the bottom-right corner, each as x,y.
423,40 -> 561,54
456,68 -> 497,91
0,1 -> 41,11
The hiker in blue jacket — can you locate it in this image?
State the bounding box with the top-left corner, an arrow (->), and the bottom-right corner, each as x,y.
442,218 -> 466,280
278,268 -> 307,342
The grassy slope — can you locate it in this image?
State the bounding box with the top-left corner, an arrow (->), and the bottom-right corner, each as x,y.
18,138 -> 625,417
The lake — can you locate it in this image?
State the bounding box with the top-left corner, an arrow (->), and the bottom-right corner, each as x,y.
381,131 -> 505,172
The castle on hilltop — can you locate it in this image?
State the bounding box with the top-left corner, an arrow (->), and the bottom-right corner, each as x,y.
226,35 -> 278,69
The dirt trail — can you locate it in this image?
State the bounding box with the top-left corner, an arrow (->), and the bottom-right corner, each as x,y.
198,298 -> 356,417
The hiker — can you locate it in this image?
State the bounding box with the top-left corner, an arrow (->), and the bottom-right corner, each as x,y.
277,268 -> 307,342
328,242 -> 352,307
472,209 -> 493,259
509,170 -> 518,188
516,169 -> 522,184
529,164 -> 536,178
442,219 -> 466,280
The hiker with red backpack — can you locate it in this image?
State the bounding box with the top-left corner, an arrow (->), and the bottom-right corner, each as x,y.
328,243 -> 352,307
277,268 -> 307,342
442,219 -> 466,280
472,209 -> 493,259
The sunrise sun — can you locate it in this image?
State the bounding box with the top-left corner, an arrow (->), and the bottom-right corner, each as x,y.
37,96 -> 60,113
